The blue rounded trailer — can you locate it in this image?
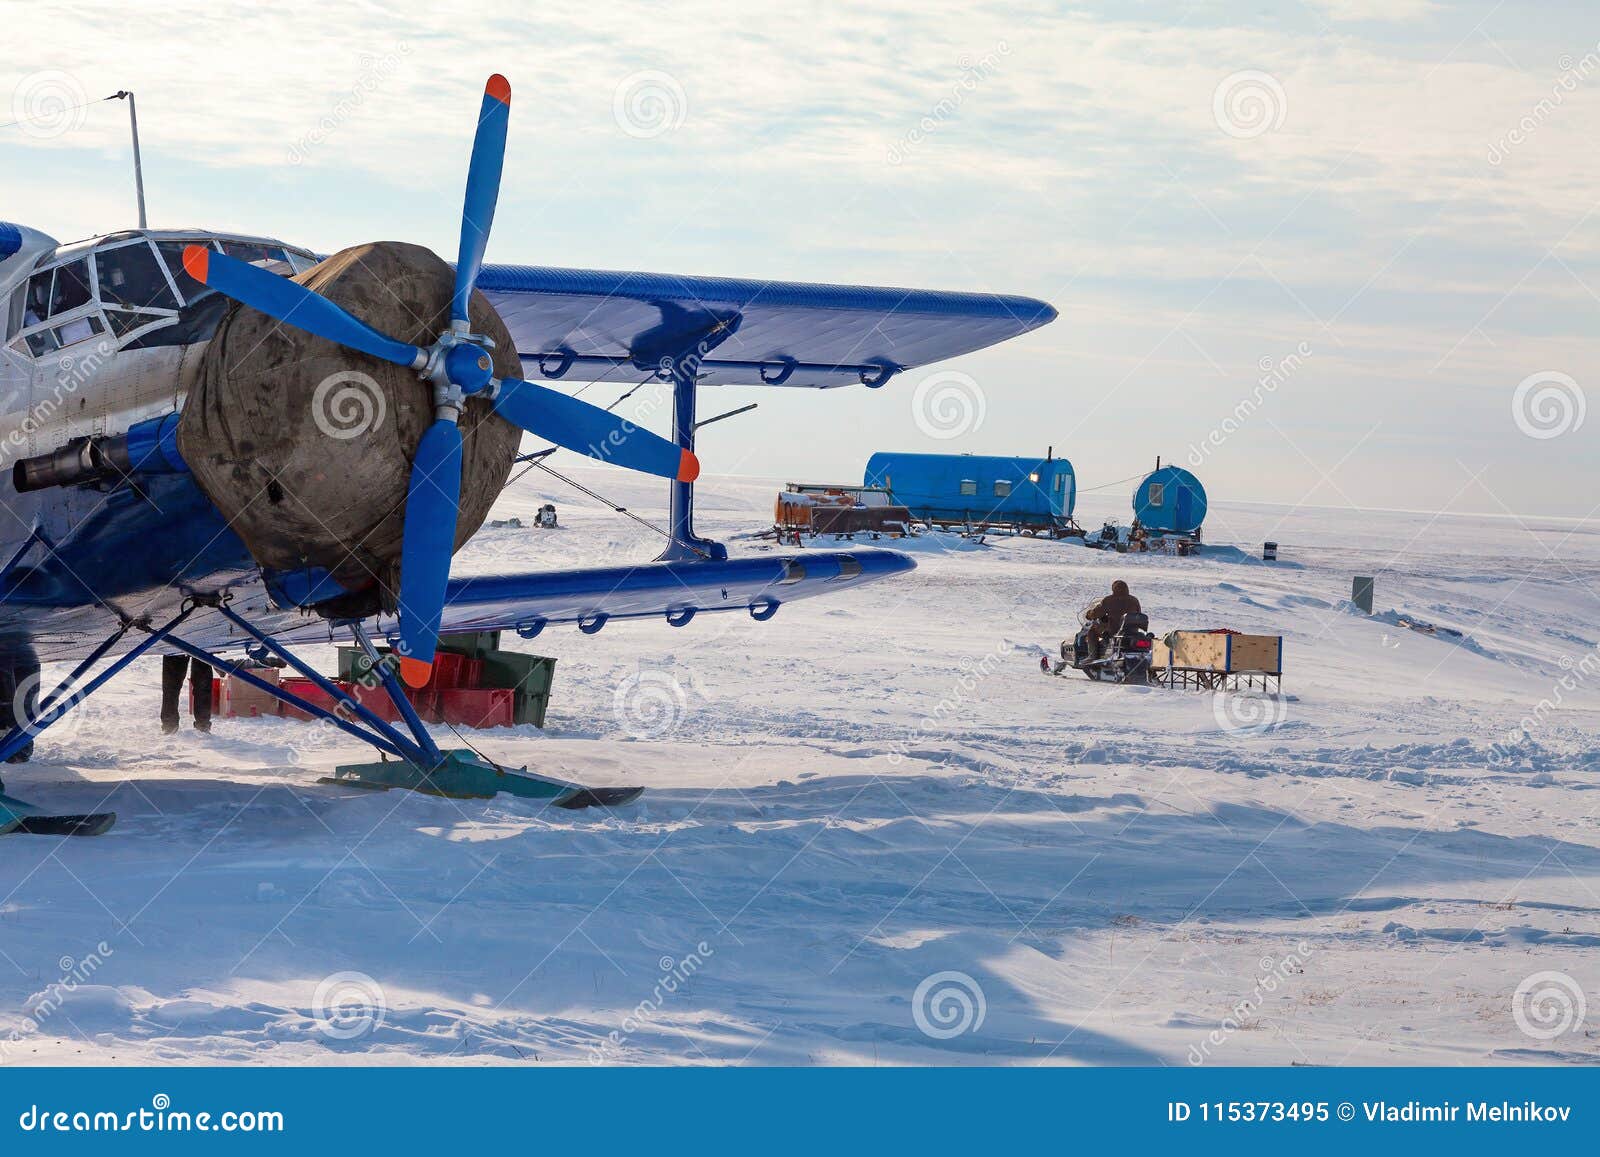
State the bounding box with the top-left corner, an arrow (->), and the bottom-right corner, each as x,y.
1132,465 -> 1207,535
863,452 -> 1077,534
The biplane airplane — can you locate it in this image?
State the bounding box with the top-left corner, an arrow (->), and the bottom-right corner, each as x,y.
0,74 -> 1056,835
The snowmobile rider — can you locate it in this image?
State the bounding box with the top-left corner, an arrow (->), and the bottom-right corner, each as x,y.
1083,580 -> 1141,656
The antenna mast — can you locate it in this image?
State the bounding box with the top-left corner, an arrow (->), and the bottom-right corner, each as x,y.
111,91 -> 147,229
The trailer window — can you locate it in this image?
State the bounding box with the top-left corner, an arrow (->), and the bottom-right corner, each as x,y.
1054,474 -> 1066,493
1149,482 -> 1165,506
959,479 -> 977,496
993,480 -> 1012,497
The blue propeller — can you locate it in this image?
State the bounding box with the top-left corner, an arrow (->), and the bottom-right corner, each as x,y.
397,419 -> 463,688
185,73 -> 700,686
454,75 -> 510,328
182,247 -> 425,370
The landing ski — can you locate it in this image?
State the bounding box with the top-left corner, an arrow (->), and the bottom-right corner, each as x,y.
0,793 -> 117,837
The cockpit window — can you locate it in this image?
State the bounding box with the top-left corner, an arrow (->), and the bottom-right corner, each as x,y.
5,286 -> 23,341
220,240 -> 295,275
49,258 -> 92,316
98,242 -> 179,311
25,269 -> 52,327
155,241 -> 209,303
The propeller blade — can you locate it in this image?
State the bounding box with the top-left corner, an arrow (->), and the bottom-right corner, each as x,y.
396,419 -> 464,688
453,74 -> 511,327
184,246 -> 424,370
493,379 -> 699,482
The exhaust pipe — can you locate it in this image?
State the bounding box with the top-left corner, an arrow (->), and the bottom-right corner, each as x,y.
12,413 -> 188,494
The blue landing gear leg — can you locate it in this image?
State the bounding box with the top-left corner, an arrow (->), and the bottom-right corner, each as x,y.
0,607 -> 198,836
655,326 -> 735,563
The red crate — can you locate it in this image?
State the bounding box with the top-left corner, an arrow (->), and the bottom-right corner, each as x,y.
409,688 -> 444,724
428,652 -> 473,690
345,679 -> 403,723
437,688 -> 514,729
279,677 -> 355,722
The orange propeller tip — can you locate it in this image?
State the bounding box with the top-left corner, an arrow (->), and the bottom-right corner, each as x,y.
486,74 -> 511,104
182,244 -> 209,282
677,449 -> 701,483
399,657 -> 433,688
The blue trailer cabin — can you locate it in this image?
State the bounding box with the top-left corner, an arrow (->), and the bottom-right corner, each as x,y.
863,451 -> 1077,534
1132,464 -> 1207,536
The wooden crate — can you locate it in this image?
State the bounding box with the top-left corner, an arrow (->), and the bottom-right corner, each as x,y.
1153,631 -> 1282,675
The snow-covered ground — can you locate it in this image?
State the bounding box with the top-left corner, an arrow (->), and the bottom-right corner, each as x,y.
3,467 -> 1599,1066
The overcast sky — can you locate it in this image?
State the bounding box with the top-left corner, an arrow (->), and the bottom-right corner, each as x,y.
3,0 -> 1595,518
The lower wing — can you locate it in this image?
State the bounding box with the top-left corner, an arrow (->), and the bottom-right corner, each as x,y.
401,549 -> 913,640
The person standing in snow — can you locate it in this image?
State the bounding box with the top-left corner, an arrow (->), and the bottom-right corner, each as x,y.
160,654 -> 214,734
0,654 -> 39,765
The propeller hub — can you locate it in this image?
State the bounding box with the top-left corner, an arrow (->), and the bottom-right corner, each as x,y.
444,341 -> 495,393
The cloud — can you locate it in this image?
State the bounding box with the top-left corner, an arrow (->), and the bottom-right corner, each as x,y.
2,0 -> 1594,514
1305,0 -> 1439,22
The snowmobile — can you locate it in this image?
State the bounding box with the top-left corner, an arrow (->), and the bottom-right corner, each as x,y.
1044,608 -> 1157,683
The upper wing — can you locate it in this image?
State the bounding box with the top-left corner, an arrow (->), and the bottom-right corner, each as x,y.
477,264 -> 1056,389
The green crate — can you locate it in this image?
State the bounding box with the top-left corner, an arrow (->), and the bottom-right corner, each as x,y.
437,631 -> 504,660
477,652 -> 556,727
337,647 -> 399,683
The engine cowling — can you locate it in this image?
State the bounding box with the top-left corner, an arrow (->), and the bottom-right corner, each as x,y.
176,241 -> 522,616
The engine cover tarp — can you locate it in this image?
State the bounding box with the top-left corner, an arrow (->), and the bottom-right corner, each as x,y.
177,242 -> 521,608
